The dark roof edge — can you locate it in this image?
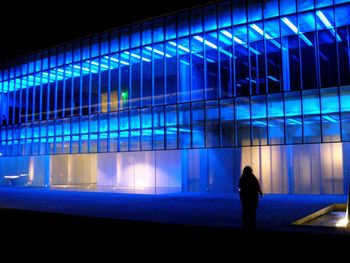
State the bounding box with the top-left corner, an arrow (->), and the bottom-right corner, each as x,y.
0,0 -> 222,67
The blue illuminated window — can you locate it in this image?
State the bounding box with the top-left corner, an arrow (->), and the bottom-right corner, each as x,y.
2,0 -> 350,157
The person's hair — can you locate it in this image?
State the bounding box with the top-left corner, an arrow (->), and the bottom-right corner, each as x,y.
242,166 -> 253,175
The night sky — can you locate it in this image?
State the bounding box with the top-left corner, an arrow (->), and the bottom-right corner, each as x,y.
0,0 -> 217,63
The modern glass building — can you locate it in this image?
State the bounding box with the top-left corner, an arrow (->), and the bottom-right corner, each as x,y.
1,0 -> 350,194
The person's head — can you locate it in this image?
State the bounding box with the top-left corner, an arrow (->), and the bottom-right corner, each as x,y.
243,166 -> 253,175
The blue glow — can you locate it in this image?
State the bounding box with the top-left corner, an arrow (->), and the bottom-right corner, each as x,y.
281,17 -> 313,46
193,35 -> 218,49
249,24 -> 281,48
250,24 -> 272,39
145,46 -> 172,58
287,118 -> 302,125
220,29 -> 261,55
1,0 -> 350,157
124,51 -> 151,62
316,10 -> 342,41
168,41 -> 190,53
268,76 -> 279,82
322,115 -> 337,123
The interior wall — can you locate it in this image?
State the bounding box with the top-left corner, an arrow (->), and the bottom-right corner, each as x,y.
0,143 -> 347,195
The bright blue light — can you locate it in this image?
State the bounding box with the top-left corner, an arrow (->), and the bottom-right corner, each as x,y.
221,30 -> 232,39
316,10 -> 342,41
124,51 -> 151,62
281,17 -> 313,46
287,118 -> 302,125
268,76 -> 279,82
322,115 -> 337,123
145,46 -> 172,58
220,49 -> 233,58
220,30 -> 261,55
168,41 -> 190,53
193,35 -> 218,49
250,24 -> 281,48
250,24 -> 272,39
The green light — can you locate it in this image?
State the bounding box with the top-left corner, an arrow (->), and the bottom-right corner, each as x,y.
121,90 -> 128,99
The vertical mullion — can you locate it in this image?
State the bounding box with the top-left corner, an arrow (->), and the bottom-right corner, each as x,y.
296,6 -> 305,144
46,53 -> 50,155
117,33 -> 121,152
0,66 -> 3,133
78,42 -> 83,154
202,9 -> 208,148
97,36 -> 102,153
39,58 -> 43,122
53,52 -> 58,154
12,65 -> 16,127
46,55 -> 50,122
62,49 -> 66,119
313,8 -> 323,145
128,32 -> 132,152
189,17 -> 193,149
176,15 -> 180,150
38,56 -> 43,155
334,4 -> 343,143
262,5 -> 269,146
69,50 -> 74,154
88,38 -> 92,153
107,33 -> 111,153
0,67 -> 2,129
215,3 -> 222,147
151,32 -> 154,151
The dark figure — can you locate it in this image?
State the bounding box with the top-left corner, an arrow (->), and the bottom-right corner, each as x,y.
239,166 -> 263,230
1,115 -> 6,126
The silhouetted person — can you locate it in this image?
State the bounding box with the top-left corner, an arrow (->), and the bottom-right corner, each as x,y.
239,166 -> 262,230
1,115 -> 6,126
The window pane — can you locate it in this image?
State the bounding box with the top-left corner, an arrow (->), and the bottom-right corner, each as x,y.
251,95 -> 267,145
268,94 -> 284,144
236,97 -> 251,146
218,28 -> 233,98
165,105 -> 177,149
281,15 -> 301,91
221,99 -> 235,146
165,42 -> 177,104
206,101 -> 219,147
191,34 -> 204,101
192,102 -> 205,148
299,12 -> 318,90
179,103 -> 191,148
205,32 -> 219,100
234,25 -> 249,96
153,43 -> 165,106
153,106 -> 165,150
317,8 -> 338,88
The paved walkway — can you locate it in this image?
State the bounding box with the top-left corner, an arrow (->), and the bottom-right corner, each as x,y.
0,186 -> 348,234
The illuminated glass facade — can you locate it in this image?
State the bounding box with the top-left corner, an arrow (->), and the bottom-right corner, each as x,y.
1,0 -> 350,194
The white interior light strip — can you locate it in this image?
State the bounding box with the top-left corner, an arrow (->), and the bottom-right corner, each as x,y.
322,115 -> 337,123
250,24 -> 272,39
124,51 -> 151,62
316,10 -> 342,42
193,35 -> 218,49
221,30 -> 245,45
168,41 -> 190,53
250,24 -> 281,48
268,75 -> 279,82
145,46 -> 172,58
281,17 -> 313,46
287,118 -> 302,125
220,30 -> 261,55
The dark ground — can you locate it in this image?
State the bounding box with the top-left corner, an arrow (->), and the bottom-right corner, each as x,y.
1,188 -> 349,253
1,207 -> 349,251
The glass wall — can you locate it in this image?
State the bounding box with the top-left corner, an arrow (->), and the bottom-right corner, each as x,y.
1,0 -> 350,156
